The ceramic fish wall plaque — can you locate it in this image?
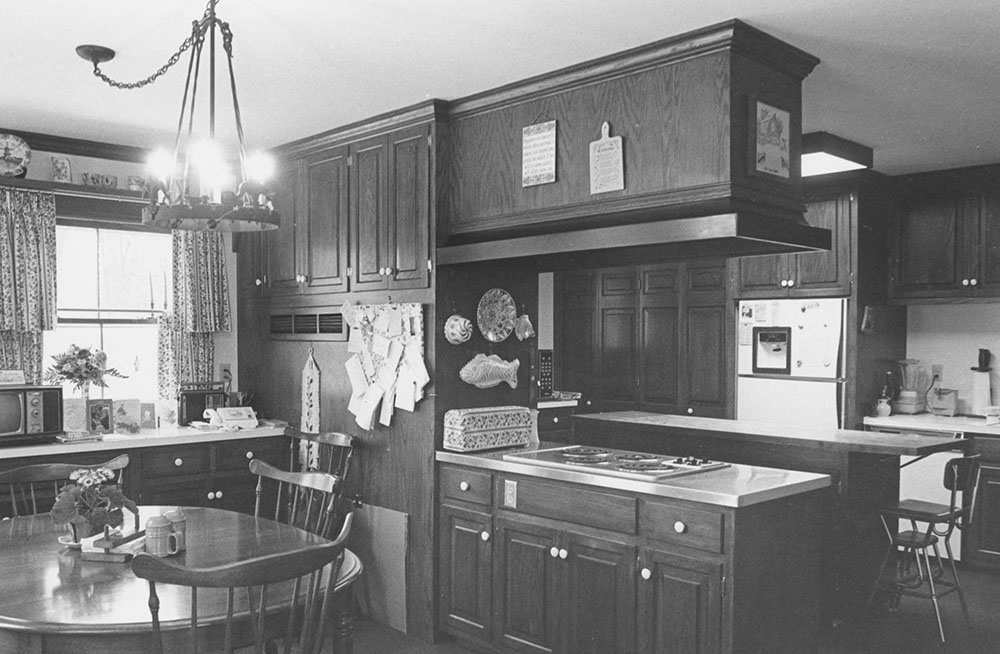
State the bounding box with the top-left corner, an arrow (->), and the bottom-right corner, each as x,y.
460,353 -> 520,389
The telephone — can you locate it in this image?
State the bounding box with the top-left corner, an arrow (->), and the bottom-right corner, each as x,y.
201,406 -> 259,430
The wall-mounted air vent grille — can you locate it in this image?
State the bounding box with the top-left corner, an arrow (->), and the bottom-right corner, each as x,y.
269,311 -> 347,341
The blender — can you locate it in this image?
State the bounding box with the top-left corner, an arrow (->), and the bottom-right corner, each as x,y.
894,359 -> 927,414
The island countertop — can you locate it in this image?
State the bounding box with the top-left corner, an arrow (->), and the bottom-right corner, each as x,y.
437,442 -> 831,508
574,411 -> 966,456
0,424 -> 288,461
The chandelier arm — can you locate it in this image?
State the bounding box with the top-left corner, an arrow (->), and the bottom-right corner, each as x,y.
182,38 -> 207,201
173,22 -> 203,178
221,22 -> 248,179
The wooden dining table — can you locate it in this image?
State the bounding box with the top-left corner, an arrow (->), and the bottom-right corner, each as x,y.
0,506 -> 362,654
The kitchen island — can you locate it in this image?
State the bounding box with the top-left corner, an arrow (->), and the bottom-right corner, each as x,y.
436,443 -> 832,654
0,425 -> 288,516
571,411 -> 969,624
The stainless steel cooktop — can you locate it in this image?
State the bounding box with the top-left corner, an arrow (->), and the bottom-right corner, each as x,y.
503,445 -> 729,481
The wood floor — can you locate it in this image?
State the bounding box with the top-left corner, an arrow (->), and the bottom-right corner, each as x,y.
354,566 -> 1000,654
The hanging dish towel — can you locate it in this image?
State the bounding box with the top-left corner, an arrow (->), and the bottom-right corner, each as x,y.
299,349 -> 321,471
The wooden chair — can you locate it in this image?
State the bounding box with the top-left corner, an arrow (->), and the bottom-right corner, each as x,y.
867,454 -> 981,642
132,511 -> 354,654
287,430 -> 355,518
0,453 -> 130,518
250,459 -> 342,540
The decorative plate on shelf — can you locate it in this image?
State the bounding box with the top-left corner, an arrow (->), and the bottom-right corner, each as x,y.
477,288 -> 516,343
0,133 -> 31,178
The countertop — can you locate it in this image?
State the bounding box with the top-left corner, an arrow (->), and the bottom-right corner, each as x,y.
0,424 -> 287,460
437,442 -> 831,508
574,411 -> 965,456
863,413 -> 1000,437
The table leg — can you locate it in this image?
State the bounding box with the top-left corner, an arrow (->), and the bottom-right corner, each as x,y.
331,586 -> 355,654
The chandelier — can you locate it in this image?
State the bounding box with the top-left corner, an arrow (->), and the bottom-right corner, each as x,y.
77,0 -> 278,232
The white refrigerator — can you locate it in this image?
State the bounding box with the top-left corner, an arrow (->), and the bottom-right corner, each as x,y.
736,298 -> 847,429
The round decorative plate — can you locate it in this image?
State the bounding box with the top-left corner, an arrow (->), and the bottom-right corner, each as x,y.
476,288 -> 516,343
0,133 -> 31,178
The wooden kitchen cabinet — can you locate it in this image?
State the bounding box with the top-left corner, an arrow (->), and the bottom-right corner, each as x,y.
733,184 -> 852,297
262,159 -> 307,297
555,259 -> 729,418
439,504 -> 494,642
637,547 -> 723,654
892,165 -> 1000,301
965,435 -> 1000,569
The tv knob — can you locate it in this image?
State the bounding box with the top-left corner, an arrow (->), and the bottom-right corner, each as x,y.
31,409 -> 40,417
30,397 -> 40,406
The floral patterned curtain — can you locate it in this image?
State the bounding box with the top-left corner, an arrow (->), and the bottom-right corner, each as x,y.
156,230 -> 230,400
0,189 -> 56,383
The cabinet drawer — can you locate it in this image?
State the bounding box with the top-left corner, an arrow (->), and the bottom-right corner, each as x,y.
499,476 -> 637,534
641,500 -> 724,553
440,466 -> 492,506
536,408 -> 574,432
216,437 -> 286,471
143,445 -> 211,478
971,435 -> 1000,462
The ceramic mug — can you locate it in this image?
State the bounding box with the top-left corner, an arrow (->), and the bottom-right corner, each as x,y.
145,515 -> 180,557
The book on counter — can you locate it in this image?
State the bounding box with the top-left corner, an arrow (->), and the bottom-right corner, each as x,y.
57,431 -> 104,443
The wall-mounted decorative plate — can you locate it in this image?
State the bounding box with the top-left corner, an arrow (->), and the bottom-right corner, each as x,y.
477,288 -> 516,343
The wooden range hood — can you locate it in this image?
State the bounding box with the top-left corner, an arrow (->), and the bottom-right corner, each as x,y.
437,20 -> 825,265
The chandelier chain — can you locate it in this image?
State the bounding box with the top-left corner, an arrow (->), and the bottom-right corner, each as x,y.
89,0 -> 222,90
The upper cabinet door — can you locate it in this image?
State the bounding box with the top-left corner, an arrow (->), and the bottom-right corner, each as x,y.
976,188 -> 1000,294
733,253 -> 790,298
304,146 -> 350,293
264,159 -> 306,296
895,190 -> 963,297
791,189 -> 852,295
350,135 -> 390,291
387,126 -> 431,289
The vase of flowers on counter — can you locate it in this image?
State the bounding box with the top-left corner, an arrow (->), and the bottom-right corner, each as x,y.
51,467 -> 137,543
44,344 -> 126,403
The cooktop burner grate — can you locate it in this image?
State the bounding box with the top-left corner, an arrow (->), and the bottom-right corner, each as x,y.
503,446 -> 730,481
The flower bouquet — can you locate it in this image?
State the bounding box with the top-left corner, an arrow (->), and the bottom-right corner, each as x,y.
44,345 -> 126,394
51,467 -> 138,541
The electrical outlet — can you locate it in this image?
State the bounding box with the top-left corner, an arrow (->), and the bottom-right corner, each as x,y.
219,362 -> 232,383
931,364 -> 943,381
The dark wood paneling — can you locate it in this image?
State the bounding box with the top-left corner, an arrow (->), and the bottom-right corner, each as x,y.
498,476 -> 638,534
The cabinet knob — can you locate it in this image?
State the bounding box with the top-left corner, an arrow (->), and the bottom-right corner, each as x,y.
971,278 -> 979,286
552,416 -> 559,424
787,279 -> 795,287
385,266 -> 393,276
459,481 -> 470,492
174,458 -> 183,467
586,400 -> 592,406
780,279 -> 788,288
245,451 -> 254,460
962,278 -> 970,286
550,546 -> 559,558
640,568 -> 652,580
207,492 -> 215,500
216,490 -> 223,499
559,548 -> 568,560
674,521 -> 687,534
480,531 -> 490,542
687,408 -> 694,415
379,267 -> 386,276
255,278 -> 262,286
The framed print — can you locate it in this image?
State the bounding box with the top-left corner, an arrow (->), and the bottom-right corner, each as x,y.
749,98 -> 791,180
51,156 -> 72,183
140,402 -> 157,429
87,399 -> 114,434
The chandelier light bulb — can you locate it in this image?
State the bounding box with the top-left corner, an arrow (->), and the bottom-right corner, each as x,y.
245,152 -> 274,184
147,149 -> 175,184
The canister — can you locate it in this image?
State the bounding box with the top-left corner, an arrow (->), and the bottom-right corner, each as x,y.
163,508 -> 186,551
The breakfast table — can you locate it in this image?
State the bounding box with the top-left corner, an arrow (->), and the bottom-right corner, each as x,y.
0,506 -> 362,653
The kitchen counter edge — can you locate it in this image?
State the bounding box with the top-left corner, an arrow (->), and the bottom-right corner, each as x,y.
0,425 -> 288,460
436,444 -> 831,508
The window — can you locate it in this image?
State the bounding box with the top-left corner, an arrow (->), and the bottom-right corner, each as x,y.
43,226 -> 172,402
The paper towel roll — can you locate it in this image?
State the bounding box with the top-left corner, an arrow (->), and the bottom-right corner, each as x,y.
970,370 -> 991,416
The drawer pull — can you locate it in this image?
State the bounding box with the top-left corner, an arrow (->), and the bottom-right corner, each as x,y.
552,417 -> 559,424
559,548 -> 568,560
255,278 -> 262,286
216,490 -> 223,499
687,408 -> 694,415
480,531 -> 490,542
971,278 -> 979,286
787,279 -> 795,287
207,492 -> 215,500
245,451 -> 254,460
459,481 -> 470,492
640,567 -> 652,580
674,521 -> 687,534
780,279 -> 788,288
174,458 -> 183,467
550,547 -> 559,558
962,278 -> 970,286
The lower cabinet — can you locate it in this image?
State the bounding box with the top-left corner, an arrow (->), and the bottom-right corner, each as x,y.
637,548 -> 722,654
439,504 -> 494,642
965,436 -> 1000,569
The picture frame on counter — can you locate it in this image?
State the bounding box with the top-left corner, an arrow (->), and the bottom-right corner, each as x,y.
748,96 -> 792,180
87,399 -> 114,434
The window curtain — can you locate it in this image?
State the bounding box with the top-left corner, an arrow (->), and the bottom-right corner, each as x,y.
0,189 -> 56,383
157,230 -> 231,399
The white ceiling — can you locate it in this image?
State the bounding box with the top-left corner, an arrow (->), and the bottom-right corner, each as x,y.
5,0 -> 1000,176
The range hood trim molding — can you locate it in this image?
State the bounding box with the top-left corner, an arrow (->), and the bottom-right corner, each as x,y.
437,213 -> 831,266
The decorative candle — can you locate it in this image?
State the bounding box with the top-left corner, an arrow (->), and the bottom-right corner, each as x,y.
163,271 -> 168,310
148,272 -> 154,309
